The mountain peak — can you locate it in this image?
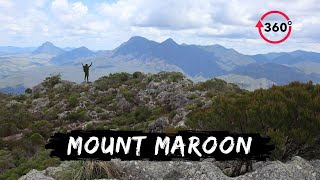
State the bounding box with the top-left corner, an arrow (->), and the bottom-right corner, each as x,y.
129,36 -> 149,41
33,41 -> 64,55
77,46 -> 90,51
42,41 -> 54,46
50,46 -> 94,64
125,36 -> 152,45
161,38 -> 177,45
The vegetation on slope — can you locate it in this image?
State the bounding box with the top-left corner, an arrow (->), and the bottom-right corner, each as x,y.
0,72 -> 319,179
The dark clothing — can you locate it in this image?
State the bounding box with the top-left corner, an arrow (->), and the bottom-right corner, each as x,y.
83,66 -> 90,73
82,63 -> 92,82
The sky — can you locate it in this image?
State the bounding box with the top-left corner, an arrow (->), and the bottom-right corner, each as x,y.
0,0 -> 319,54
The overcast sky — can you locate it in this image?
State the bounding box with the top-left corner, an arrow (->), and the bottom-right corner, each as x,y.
0,0 -> 319,54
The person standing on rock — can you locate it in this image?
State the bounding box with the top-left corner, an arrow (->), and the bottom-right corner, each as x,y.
82,62 -> 92,83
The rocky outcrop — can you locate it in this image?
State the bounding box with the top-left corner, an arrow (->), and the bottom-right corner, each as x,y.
148,117 -> 170,133
237,157 -> 320,180
115,160 -> 228,180
19,170 -> 54,180
20,156 -> 320,180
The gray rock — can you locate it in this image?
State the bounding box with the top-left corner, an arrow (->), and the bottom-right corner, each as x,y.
148,117 -> 169,133
19,169 -> 54,180
20,156 -> 320,180
53,83 -> 64,90
115,94 -> 133,112
114,160 -> 228,180
172,108 -> 189,125
89,111 -> 99,119
32,97 -> 50,109
32,83 -> 46,95
236,156 -> 320,180
6,100 -> 20,108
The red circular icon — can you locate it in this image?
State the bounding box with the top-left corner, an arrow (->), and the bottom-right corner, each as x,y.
255,11 -> 292,44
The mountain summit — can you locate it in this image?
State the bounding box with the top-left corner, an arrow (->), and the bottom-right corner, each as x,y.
33,41 -> 65,55
161,38 -> 178,46
50,46 -> 94,64
113,36 -> 255,77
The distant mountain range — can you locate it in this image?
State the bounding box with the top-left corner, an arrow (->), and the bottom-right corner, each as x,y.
0,46 -> 36,54
111,36 -> 320,85
0,43 -> 73,55
0,36 -> 320,93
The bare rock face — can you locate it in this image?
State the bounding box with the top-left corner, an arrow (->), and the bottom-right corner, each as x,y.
19,156 -> 320,180
148,117 -> 169,133
115,94 -> 133,112
32,83 -> 46,95
236,156 -> 320,180
115,160 -> 228,180
32,97 -> 49,108
18,169 -> 54,180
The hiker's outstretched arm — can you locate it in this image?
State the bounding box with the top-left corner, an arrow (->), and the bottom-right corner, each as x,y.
81,63 -> 84,66
89,62 -> 92,67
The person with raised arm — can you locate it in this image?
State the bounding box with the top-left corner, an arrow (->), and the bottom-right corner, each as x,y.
82,62 -> 92,83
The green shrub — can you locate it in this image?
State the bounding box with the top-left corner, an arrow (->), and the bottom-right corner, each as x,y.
68,94 -> 79,108
0,123 -> 18,137
64,110 -> 89,122
0,149 -> 59,180
133,71 -> 143,78
30,133 -> 45,145
43,74 -> 61,88
32,120 -> 52,138
187,82 -> 320,160
134,106 -> 152,122
25,88 -> 32,94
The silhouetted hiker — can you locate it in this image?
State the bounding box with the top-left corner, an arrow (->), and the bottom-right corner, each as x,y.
82,62 -> 92,82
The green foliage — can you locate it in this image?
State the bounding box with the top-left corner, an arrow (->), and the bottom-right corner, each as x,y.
187,82 -> 320,160
0,106 -> 37,130
120,87 -> 134,102
43,74 -> 61,88
95,72 -> 131,90
112,106 -> 158,127
25,88 -> 32,94
193,78 -> 243,95
0,149 -> 60,180
133,71 -> 143,78
134,106 -> 152,122
30,133 -> 45,145
64,110 -> 88,122
0,150 -> 15,174
68,93 -> 79,108
150,71 -> 185,82
32,120 -> 52,138
95,72 -> 147,91
0,123 -> 18,137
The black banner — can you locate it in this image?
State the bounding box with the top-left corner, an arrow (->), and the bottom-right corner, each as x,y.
45,130 -> 274,161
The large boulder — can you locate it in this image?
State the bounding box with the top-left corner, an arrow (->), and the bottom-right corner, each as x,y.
236,156 -> 320,180
148,117 -> 169,133
32,97 -> 50,109
18,169 -> 54,180
115,160 -> 228,180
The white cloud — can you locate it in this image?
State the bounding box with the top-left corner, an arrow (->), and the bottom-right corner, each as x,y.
0,0 -> 319,54
51,0 -> 88,23
0,0 -> 14,8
